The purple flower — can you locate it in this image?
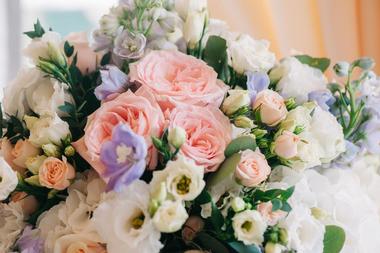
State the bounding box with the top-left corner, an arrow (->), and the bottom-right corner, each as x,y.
362,117 -> 380,154
100,124 -> 147,192
95,65 -> 129,100
308,90 -> 336,111
16,226 -> 44,253
113,30 -> 146,60
246,71 -> 270,102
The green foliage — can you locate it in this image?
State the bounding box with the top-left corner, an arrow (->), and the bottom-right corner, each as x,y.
100,51 -> 112,66
1,114 -> 30,144
151,129 -> 180,167
294,54 -> 331,73
323,225 -> 346,253
224,135 -> 257,158
64,41 -> 74,58
228,242 -> 261,253
244,186 -> 295,212
24,19 -> 46,39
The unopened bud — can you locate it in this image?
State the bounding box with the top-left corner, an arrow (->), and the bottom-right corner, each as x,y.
42,143 -> 61,157
222,90 -> 251,116
64,145 -> 76,157
265,242 -> 286,253
333,61 -> 350,77
252,128 -> 267,139
285,97 -> 297,111
24,175 -> 41,187
279,228 -> 288,245
47,42 -> 66,67
168,127 -> 187,149
151,182 -> 167,203
354,57 -> 375,70
234,116 -> 255,129
231,197 -> 246,212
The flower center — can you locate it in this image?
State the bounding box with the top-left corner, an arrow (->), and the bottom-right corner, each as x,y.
176,175 -> 192,195
122,39 -> 138,52
241,221 -> 252,232
131,212 -> 145,230
116,144 -> 133,164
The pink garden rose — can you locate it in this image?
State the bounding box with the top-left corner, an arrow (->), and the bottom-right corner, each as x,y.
167,105 -> 232,172
39,157 -> 75,190
234,149 -> 271,187
73,89 -> 164,176
65,32 -> 102,74
129,50 -> 228,110
257,202 -> 287,226
253,89 -> 287,126
274,130 -> 300,159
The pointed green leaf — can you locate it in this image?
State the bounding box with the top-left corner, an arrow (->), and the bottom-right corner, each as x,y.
295,54 -> 331,73
229,242 -> 262,253
64,41 -> 74,58
323,225 -> 346,253
225,135 -> 257,158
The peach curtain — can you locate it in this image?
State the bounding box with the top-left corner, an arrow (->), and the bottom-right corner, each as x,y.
208,0 -> 380,73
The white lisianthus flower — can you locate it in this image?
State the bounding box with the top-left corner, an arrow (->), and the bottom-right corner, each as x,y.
280,204 -> 325,253
3,68 -> 73,119
232,210 -> 267,245
0,157 -> 18,200
150,155 -> 205,201
310,106 -> 346,163
272,57 -> 327,104
228,34 -> 275,74
24,113 -> 70,147
23,31 -> 62,63
93,180 -> 163,253
152,200 -> 188,233
0,202 -> 25,252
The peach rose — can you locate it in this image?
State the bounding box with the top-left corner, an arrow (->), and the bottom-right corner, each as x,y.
1,138 -> 24,173
253,89 -> 287,126
129,50 -> 228,110
73,89 -> 164,176
39,157 -> 75,190
167,105 -> 231,172
11,191 -> 39,216
257,202 -> 287,226
11,139 -> 40,169
55,233 -> 106,253
234,149 -> 271,187
274,130 -> 300,159
65,32 -> 102,74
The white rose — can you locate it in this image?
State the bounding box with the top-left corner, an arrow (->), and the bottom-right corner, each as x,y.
24,113 -> 70,147
310,106 -> 346,163
0,157 -> 18,200
175,0 -> 207,20
228,34 -> 275,74
280,204 -> 325,253
23,31 -> 62,63
222,90 -> 251,116
150,155 -> 205,201
93,180 -> 163,253
232,210 -> 267,245
0,202 -> 25,252
153,200 -> 188,233
273,57 -> 327,104
3,68 -> 73,119
54,232 -> 106,253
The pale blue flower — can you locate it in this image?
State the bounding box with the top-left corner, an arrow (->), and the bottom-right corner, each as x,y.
246,71 -> 270,102
100,124 -> 147,192
308,90 -> 336,111
16,226 -> 44,253
362,117 -> 380,154
95,65 -> 129,100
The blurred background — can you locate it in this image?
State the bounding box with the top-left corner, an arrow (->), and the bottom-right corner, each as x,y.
1,0 -> 379,88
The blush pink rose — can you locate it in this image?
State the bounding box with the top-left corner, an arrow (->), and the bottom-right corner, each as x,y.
73,89 -> 164,176
167,105 -> 232,172
11,139 -> 40,169
39,157 -> 75,190
234,149 -> 271,187
274,130 -> 300,159
65,32 -> 103,74
253,89 -> 287,126
129,50 -> 228,110
257,202 -> 287,226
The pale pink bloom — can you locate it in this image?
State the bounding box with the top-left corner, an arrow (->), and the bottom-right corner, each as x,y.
253,89 -> 287,126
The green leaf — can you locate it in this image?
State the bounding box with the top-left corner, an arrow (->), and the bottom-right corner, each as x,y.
271,199 -> 282,211
225,135 -> 257,158
295,55 -> 331,73
59,102 -> 76,117
64,41 -> 74,58
101,51 -> 112,66
210,201 -> 224,232
197,232 -> 230,253
194,189 -> 212,205
228,242 -> 262,253
203,36 -> 230,82
24,19 -> 46,39
323,225 -> 346,253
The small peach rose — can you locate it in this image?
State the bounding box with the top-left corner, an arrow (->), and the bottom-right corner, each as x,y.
39,157 -> 75,190
274,130 -> 300,159
55,233 -> 107,253
11,191 -> 39,216
257,202 -> 287,226
65,32 -> 103,74
235,149 -> 271,187
11,139 -> 40,169
253,89 -> 287,126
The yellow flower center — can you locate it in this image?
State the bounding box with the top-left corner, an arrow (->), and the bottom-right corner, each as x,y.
176,175 -> 192,195
131,212 -> 145,230
242,221 -> 252,232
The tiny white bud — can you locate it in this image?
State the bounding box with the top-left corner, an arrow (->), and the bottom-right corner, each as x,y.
355,57 -> 375,70
168,127 -> 187,148
47,42 -> 66,66
333,61 -> 350,77
231,197 -> 246,212
222,90 -> 251,116
234,116 -> 255,128
42,143 -> 61,158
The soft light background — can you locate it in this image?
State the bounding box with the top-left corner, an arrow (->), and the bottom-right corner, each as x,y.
1,0 -> 379,90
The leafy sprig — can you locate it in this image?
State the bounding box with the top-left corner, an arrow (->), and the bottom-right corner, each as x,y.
24,19 -> 46,39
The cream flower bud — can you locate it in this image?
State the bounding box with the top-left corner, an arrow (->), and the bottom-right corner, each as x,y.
222,90 -> 251,116
265,242 -> 286,253
184,11 -> 207,49
234,116 -> 255,129
333,61 -> 350,77
42,143 -> 61,158
47,42 -> 66,66
168,126 -> 187,149
231,197 -> 246,212
151,182 -> 167,203
153,200 -> 189,233
25,155 -> 47,175
24,175 -> 42,187
63,145 -> 76,157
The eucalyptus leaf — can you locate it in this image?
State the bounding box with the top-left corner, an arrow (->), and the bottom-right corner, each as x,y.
229,241 -> 262,253
197,232 -> 230,253
323,225 -> 346,253
203,36 -> 230,82
225,135 -> 257,158
64,41 -> 74,58
295,55 -> 331,73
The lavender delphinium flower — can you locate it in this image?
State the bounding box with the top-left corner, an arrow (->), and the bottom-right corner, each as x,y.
246,71 -> 270,102
308,90 -> 336,111
335,140 -> 361,166
113,30 -> 147,60
362,117 -> 380,154
95,65 -> 129,100
100,124 -> 147,192
360,76 -> 380,117
16,226 -> 44,253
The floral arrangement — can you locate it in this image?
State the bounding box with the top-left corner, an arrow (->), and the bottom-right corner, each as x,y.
1,0 -> 380,253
